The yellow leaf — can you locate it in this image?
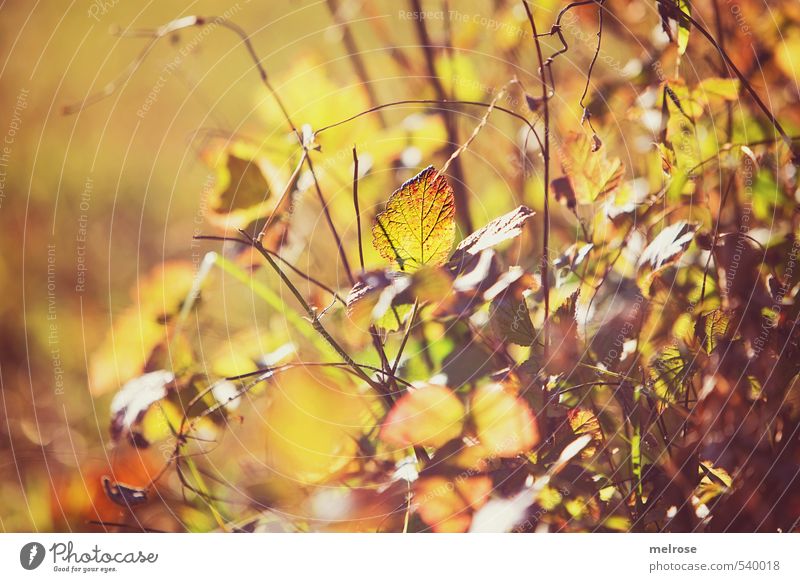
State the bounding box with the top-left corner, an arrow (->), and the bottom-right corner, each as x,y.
696,77 -> 739,102
89,262 -> 197,396
380,384 -> 465,449
556,133 -> 624,204
263,367 -> 375,484
372,166 -> 456,271
471,383 -> 539,457
202,140 -> 288,231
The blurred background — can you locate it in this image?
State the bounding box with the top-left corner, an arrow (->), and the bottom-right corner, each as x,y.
1,0 -> 798,532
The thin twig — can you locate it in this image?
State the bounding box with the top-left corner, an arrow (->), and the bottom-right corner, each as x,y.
193,234 -> 347,305
522,0 -> 551,356
316,99 -> 544,153
352,146 -> 366,272
408,0 -> 472,231
578,0 -> 604,138
236,229 -> 382,395
325,0 -> 387,128
657,0 -> 792,147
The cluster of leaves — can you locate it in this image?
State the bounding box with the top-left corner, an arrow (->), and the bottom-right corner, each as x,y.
80,0 -> 800,533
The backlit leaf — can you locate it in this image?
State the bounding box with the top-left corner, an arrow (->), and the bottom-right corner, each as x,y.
650,345 -> 692,403
696,77 -> 739,101
372,166 -> 456,271
202,140 -> 289,231
471,383 -> 539,457
567,407 -> 602,458
380,384 -> 465,449
109,370 -> 175,446
696,309 -> 730,354
676,0 -> 691,55
556,133 -> 624,204
414,475 -> 493,532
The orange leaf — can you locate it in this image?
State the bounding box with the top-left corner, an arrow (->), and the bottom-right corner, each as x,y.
471,383 -> 539,457
380,384 -> 465,449
414,475 -> 493,532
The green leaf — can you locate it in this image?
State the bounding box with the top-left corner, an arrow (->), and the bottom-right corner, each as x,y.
649,345 -> 692,403
696,77 -> 739,101
677,0 -> 691,56
372,166 -> 456,271
696,309 -> 730,354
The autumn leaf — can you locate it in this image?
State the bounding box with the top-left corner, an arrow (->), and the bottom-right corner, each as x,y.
109,370 -> 175,446
471,383 -> 539,457
380,384 -> 465,449
695,309 -> 730,354
90,262 -> 198,396
451,205 -> 534,259
202,140 -> 290,232
567,408 -> 603,458
638,220 -> 697,274
556,132 -> 624,204
488,269 -> 537,347
414,475 -> 493,533
650,345 -> 692,404
372,166 -> 456,271
490,296 -> 535,346
696,77 -> 739,102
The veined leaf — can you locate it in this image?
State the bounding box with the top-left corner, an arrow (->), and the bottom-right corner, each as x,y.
380,384 -> 465,449
649,345 -> 692,403
567,407 -> 602,458
695,309 -> 730,354
556,133 -> 624,204
372,166 -> 456,271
